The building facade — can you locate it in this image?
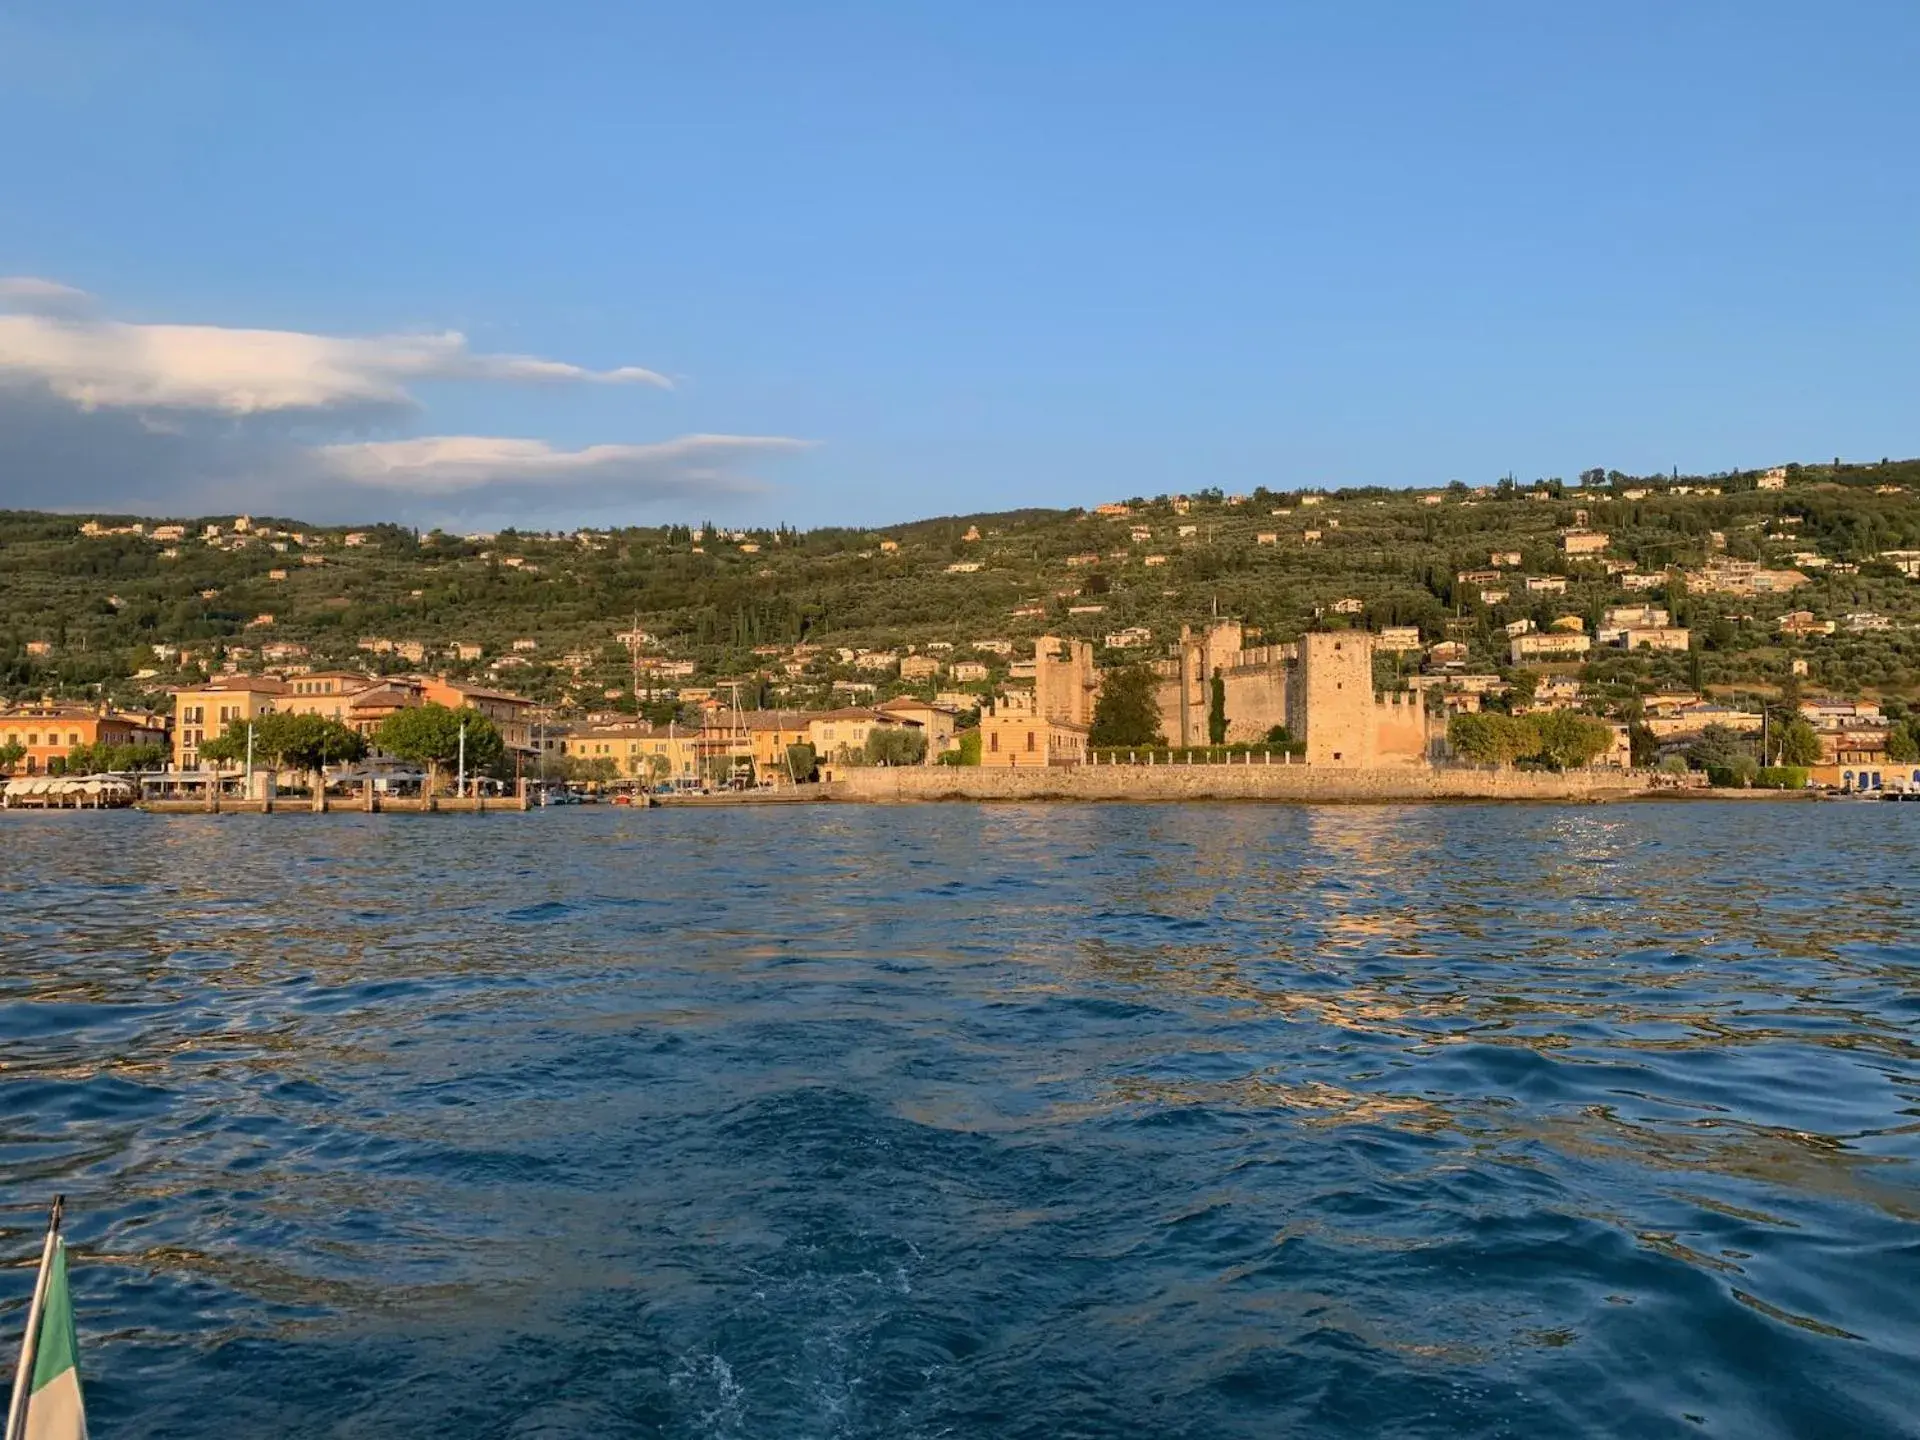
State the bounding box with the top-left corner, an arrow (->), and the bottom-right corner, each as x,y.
0,704 -> 170,775
979,689 -> 1089,766
169,677 -> 285,770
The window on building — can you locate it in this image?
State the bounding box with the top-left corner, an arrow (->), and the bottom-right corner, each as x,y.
1026,731 -> 1036,752
990,732 -> 1000,753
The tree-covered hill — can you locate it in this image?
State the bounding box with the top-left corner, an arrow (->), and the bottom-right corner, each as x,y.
3,457 -> 1918,719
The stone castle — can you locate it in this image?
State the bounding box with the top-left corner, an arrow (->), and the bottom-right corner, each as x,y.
992,626 -> 1434,767
1151,624 -> 1434,766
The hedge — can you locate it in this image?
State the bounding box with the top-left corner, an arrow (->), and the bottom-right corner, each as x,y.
1090,742 -> 1306,764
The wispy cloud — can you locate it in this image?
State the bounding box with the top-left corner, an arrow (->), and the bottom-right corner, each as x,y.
0,279 -> 808,524
0,281 -> 669,414
318,434 -> 811,495
0,276 -> 95,317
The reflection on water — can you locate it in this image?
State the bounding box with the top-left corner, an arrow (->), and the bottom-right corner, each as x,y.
1,803 -> 1917,1438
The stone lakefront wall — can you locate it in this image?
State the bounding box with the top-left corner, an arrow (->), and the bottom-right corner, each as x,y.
829,762 -> 1655,804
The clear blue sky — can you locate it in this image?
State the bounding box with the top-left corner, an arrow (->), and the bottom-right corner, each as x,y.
2,2 -> 1916,529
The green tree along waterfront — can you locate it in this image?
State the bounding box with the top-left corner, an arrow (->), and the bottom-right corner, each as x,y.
1529,711 -> 1614,770
1090,665 -> 1166,748
1776,717 -> 1823,767
52,740 -> 167,774
1887,721 -> 1920,762
1686,723 -> 1753,776
1446,713 -> 1539,767
865,727 -> 928,767
1446,711 -> 1611,770
198,712 -> 369,787
938,730 -> 984,767
373,704 -> 504,792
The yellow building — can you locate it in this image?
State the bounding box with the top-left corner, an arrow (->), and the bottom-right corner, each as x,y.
278,670 -> 379,720
875,697 -> 960,761
273,670 -> 429,735
1620,626 -> 1691,652
170,677 -> 285,770
739,711 -> 821,778
978,690 -> 1089,767
1812,760 -> 1919,792
809,707 -> 925,776
562,724 -> 701,784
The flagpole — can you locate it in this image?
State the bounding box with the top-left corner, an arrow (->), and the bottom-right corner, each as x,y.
5,1196 -> 63,1440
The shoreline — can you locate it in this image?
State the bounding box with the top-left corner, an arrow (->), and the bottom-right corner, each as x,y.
0,772 -> 1866,815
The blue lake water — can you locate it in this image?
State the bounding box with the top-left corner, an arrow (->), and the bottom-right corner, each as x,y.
1,802 -> 1917,1438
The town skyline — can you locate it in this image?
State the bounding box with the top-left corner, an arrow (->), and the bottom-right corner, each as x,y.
5,459 -> 1918,804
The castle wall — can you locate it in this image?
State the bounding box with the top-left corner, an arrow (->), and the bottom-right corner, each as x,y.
831,763 -> 1650,803
1371,690 -> 1435,765
1219,663 -> 1290,743
1152,624 -> 1288,745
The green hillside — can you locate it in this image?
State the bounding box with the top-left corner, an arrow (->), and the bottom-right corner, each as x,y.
3,458 -> 1919,721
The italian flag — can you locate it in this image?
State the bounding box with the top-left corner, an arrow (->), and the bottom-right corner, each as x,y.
19,1242 -> 86,1440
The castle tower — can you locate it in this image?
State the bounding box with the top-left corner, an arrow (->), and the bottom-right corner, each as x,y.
1035,635 -> 1097,728
1297,632 -> 1378,767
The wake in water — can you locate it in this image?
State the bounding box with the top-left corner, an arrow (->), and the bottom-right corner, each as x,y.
1,804 -> 1916,1437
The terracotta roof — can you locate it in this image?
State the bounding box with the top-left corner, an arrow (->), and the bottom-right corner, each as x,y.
734,710 -> 826,730
810,706 -> 923,725
571,724 -> 664,741
169,676 -> 287,695
422,678 -> 533,705
348,685 -> 422,710
876,696 -> 958,716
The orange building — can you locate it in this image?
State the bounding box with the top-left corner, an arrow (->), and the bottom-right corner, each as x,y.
277,671 -> 427,737
0,703 -> 169,775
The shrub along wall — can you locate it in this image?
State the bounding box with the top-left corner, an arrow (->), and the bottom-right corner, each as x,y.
1089,742 -> 1306,765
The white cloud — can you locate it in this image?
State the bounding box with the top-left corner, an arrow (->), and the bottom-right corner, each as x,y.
0,300 -> 670,415
0,278 -> 810,526
317,433 -> 812,495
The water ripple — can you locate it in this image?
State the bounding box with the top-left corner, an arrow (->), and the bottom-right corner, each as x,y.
0,803 -> 1916,1437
